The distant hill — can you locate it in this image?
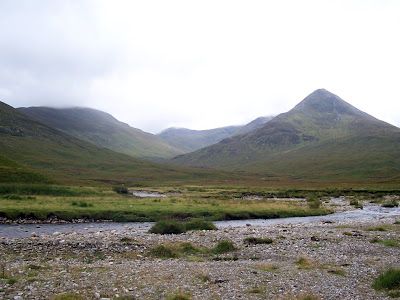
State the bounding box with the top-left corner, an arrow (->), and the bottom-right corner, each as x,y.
18,107 -> 183,159
173,89 -> 400,182
158,116 -> 273,153
0,101 -> 227,185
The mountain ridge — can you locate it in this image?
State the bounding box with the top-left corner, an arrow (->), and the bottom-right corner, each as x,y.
172,89 -> 400,181
18,106 -> 183,159
158,116 -> 273,153
1,100 -> 230,185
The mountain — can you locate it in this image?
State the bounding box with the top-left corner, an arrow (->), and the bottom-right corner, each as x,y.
0,101 -> 226,185
158,116 -> 273,153
234,116 -> 274,136
173,89 -> 400,182
17,107 -> 183,159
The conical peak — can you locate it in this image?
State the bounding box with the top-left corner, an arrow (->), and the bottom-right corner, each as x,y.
293,89 -> 363,116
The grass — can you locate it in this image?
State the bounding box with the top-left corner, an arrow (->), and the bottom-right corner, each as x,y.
244,237 -> 273,245
184,219 -> 217,231
148,242 -> 203,259
0,186 -> 331,222
0,183 -> 94,196
149,219 -> 217,234
195,272 -> 211,283
307,196 -> 322,209
149,220 -> 185,234
327,268 -> 346,276
51,293 -> 84,300
256,263 -> 279,272
166,292 -> 192,300
373,268 -> 400,291
113,185 -> 128,194
71,201 -> 93,208
349,199 -> 363,209
148,240 -> 237,259
247,286 -> 265,294
294,294 -> 321,300
371,238 -> 399,247
366,226 -> 388,232
212,240 -> 236,254
382,200 -> 399,208
296,257 -> 314,270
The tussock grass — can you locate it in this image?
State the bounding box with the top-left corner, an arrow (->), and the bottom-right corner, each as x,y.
373,268 -> 400,291
71,201 -> 93,208
371,238 -> 399,247
382,200 -> 399,208
212,240 -> 236,254
296,257 -> 314,270
295,294 -> 320,300
148,242 -> 203,259
256,263 -> 279,272
366,226 -> 388,232
307,196 -> 322,209
349,199 -> 363,209
247,286 -> 265,294
166,292 -> 192,300
51,293 -> 84,300
327,268 -> 346,276
184,219 -> 217,231
149,220 -> 185,234
149,219 -> 217,234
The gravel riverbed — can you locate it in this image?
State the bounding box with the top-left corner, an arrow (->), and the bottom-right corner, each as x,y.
0,206 -> 399,299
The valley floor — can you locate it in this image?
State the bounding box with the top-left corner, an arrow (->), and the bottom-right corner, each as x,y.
1,203 -> 399,300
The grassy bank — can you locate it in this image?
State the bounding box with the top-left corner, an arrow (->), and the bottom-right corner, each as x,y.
0,185 -> 333,222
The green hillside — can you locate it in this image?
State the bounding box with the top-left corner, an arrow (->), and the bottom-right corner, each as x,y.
173,89 -> 400,182
0,154 -> 50,183
0,101 -> 229,185
18,107 -> 183,159
158,116 -> 272,153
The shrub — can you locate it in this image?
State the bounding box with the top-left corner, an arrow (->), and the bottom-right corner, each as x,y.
394,220 -> 400,225
244,237 -> 273,245
373,268 -> 400,290
149,220 -> 185,234
213,240 -> 236,254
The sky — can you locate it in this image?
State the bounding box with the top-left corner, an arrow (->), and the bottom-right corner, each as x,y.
1,0 -> 400,133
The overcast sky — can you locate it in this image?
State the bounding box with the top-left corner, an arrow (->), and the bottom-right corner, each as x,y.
1,0 -> 400,133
